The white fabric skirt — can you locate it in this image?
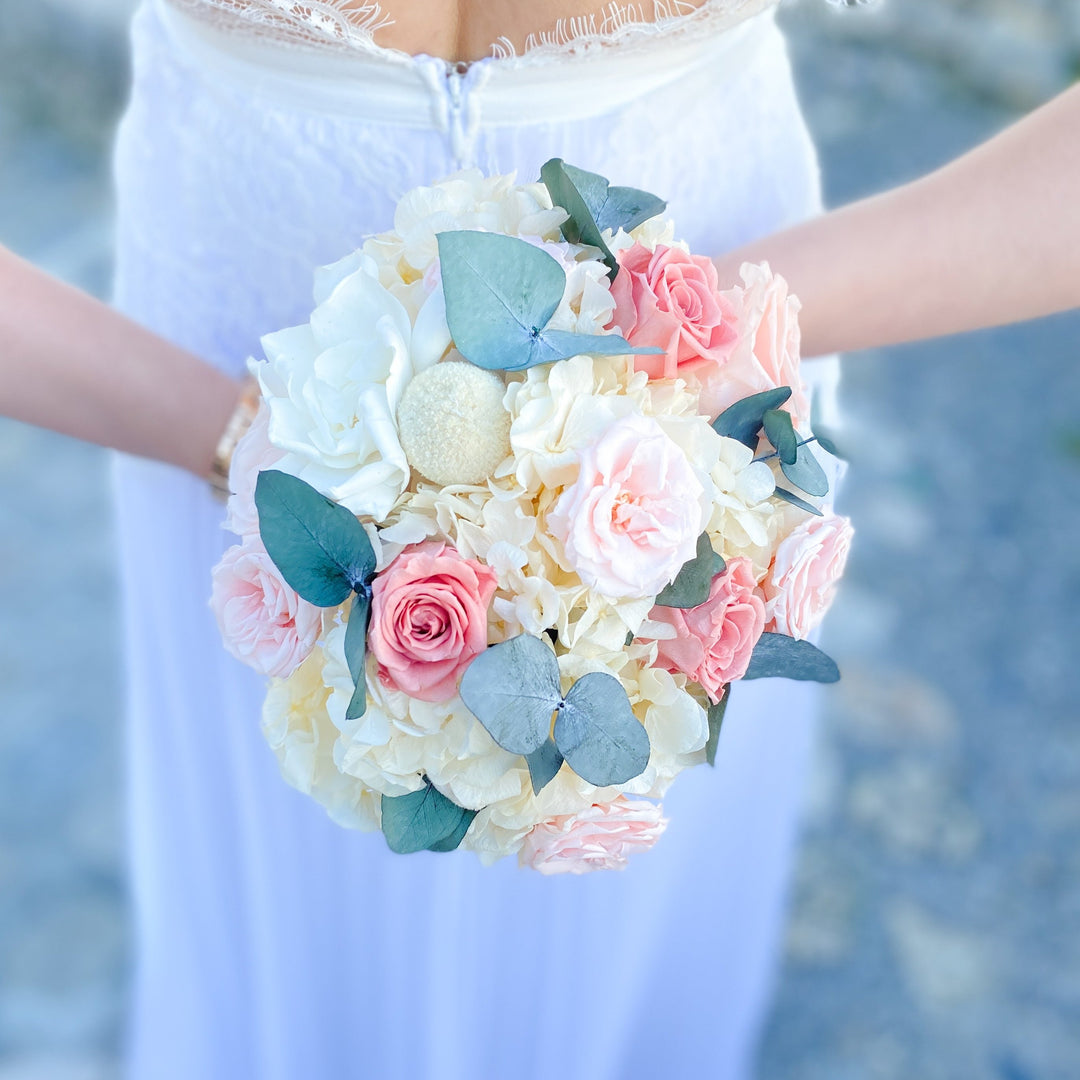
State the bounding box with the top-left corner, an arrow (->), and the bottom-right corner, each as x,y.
110,4 -> 837,1076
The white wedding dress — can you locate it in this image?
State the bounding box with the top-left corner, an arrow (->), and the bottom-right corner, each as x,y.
110,2 -> 840,1077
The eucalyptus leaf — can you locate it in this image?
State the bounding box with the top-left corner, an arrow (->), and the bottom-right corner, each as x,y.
553,672 -> 651,787
655,532 -> 725,609
437,231 -> 564,371
427,807 -> 479,853
743,633 -> 840,684
540,159 -> 616,278
706,691 -> 730,768
437,231 -> 658,371
381,783 -> 475,855
540,328 -> 660,363
540,159 -> 667,275
255,469 -> 376,607
525,739 -> 565,795
773,487 -> 824,517
712,387 -> 793,449
459,634 -> 562,755
811,394 -> 848,461
780,441 -> 830,499
763,408 -> 798,465
344,590 -> 371,721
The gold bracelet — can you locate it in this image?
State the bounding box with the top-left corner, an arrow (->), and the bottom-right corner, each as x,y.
208,374 -> 261,500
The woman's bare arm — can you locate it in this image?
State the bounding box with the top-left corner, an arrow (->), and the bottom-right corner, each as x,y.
0,247 -> 242,477
714,83 -> 1080,357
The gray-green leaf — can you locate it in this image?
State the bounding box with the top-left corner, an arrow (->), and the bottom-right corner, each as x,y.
773,487 -> 824,517
381,783 -> 476,854
459,634 -> 562,755
706,691 -> 730,767
426,807 -> 479,853
743,633 -> 840,683
437,231 -> 654,371
344,590 -> 371,721
255,469 -> 376,607
655,532 -> 725,609
712,387 -> 793,449
525,738 -> 564,795
763,408 -> 798,465
540,158 -> 666,279
553,671 -> 651,787
780,441 -> 830,499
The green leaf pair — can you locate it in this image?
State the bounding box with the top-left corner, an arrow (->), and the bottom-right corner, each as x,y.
459,635 -> 651,793
381,780 -> 478,854
437,231 -> 661,374
254,469 -> 376,720
540,158 -> 667,280
713,388 -> 830,514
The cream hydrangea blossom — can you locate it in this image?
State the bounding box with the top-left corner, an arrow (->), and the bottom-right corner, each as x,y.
262,649 -> 380,832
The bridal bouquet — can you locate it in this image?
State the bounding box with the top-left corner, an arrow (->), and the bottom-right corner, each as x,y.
211,161 -> 853,873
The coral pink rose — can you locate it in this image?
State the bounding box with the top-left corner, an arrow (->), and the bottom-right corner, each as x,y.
369,541 -> 498,702
519,797 -> 668,875
648,556 -> 766,704
610,242 -> 739,387
763,513 -> 854,640
702,261 -> 811,426
225,402 -> 285,539
548,412 -> 704,599
211,537 -> 323,678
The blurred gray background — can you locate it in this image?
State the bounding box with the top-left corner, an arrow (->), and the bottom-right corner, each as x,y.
0,0 -> 1078,1077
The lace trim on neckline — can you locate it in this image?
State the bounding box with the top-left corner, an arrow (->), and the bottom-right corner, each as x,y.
162,0 -> 781,66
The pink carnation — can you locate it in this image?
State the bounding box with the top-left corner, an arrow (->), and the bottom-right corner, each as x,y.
519,797 -> 668,875
702,261 -> 810,426
763,513 -> 854,640
211,537 -> 322,678
610,242 -> 739,387
225,402 -> 285,539
369,542 -> 498,703
648,556 -> 766,704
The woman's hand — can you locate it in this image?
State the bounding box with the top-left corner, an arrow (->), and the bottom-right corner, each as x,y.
0,246 -> 242,477
714,83 -> 1080,358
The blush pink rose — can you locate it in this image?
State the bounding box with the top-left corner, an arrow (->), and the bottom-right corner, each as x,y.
763,513 -> 854,640
225,402 -> 285,539
648,556 -> 766,704
518,797 -> 668,875
610,242 -> 739,387
548,412 -> 704,599
369,541 -> 498,702
211,537 -> 323,678
703,261 -> 811,426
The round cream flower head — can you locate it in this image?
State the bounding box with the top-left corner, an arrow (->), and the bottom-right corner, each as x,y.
397,360 -> 511,487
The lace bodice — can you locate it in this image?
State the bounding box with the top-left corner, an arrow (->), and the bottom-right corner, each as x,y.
162,0 -> 784,64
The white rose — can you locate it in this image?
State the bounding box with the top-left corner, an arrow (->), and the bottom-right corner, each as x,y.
253,259 -> 447,519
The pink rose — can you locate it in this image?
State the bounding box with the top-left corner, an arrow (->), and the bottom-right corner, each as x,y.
702,261 -> 810,426
648,556 -> 766,704
519,797 -> 668,875
225,402 -> 285,539
610,242 -> 739,386
369,541 -> 498,702
548,413 -> 704,599
763,513 -> 854,640
211,537 -> 323,678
